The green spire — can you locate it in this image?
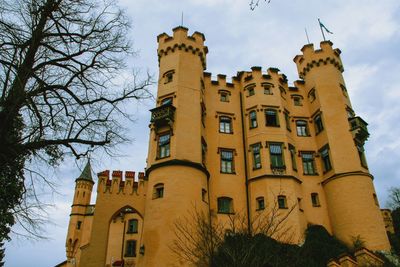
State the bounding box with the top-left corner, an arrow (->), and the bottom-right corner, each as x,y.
77,160 -> 93,181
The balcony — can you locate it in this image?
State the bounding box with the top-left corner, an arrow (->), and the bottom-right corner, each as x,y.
150,104 -> 176,128
270,165 -> 286,175
349,116 -> 369,144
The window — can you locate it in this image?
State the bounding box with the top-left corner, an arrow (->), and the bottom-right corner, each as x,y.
308,88 -> 316,102
202,189 -> 207,202
256,197 -> 265,210
125,240 -> 137,257
296,120 -> 309,136
340,84 -> 348,97
163,70 -> 174,84
289,144 -> 297,171
269,143 -> 284,168
301,152 -> 316,175
284,112 -> 291,131
218,197 -> 233,214
201,138 -> 207,164
251,143 -> 262,169
298,198 -> 304,211
157,133 -> 170,158
277,195 -> 287,209
311,193 -> 320,207
265,109 -> 279,127
293,96 -> 302,106
161,97 -> 173,106
220,149 -> 234,173
320,145 -> 332,172
249,110 -> 258,128
346,107 -> 355,118
153,183 -> 164,199
247,86 -> 255,96
263,84 -> 273,95
314,114 -> 324,134
76,221 -> 82,230
127,219 -> 138,233
356,143 -> 368,168
220,92 -> 229,102
219,116 -> 232,133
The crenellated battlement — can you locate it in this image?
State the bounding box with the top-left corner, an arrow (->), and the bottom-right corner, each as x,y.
157,26 -> 208,69
294,41 -> 343,79
96,170 -> 147,195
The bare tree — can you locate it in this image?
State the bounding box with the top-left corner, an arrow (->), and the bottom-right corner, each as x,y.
171,198 -> 297,266
387,187 -> 400,210
0,0 -> 152,246
249,0 -> 272,10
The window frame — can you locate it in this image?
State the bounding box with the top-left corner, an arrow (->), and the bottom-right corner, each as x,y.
220,148 -> 235,174
163,70 -> 175,84
153,183 -> 164,199
256,197 -> 265,210
277,195 -> 287,209
314,114 -> 324,134
125,239 -> 137,257
288,144 -> 297,171
268,142 -> 285,169
263,83 -> 273,95
296,120 -> 309,137
249,110 -> 258,129
160,97 -> 173,106
217,197 -> 234,214
251,143 -> 262,170
311,193 -> 320,207
265,109 -> 279,127
319,145 -> 332,173
127,219 -> 138,234
157,132 -> 171,159
301,152 -> 317,175
219,116 -> 233,134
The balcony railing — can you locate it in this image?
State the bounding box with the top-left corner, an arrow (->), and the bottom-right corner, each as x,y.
271,165 -> 286,175
349,116 -> 369,144
150,104 -> 176,128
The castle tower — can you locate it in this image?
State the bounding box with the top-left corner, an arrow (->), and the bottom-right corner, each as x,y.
294,42 -> 390,250
65,161 -> 94,266
141,27 -> 210,266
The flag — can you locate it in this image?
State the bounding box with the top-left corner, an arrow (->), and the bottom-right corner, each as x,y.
318,18 -> 333,34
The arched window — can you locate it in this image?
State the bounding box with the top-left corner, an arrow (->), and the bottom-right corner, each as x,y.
153,183 -> 164,199
161,97 -> 173,106
217,197 -> 233,214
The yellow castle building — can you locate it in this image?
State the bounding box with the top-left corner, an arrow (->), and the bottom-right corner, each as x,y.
61,27 -> 391,267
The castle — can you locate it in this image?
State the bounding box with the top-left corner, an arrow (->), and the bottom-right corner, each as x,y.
60,27 -> 391,267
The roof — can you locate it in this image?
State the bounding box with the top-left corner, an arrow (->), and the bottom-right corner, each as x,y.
76,160 -> 93,182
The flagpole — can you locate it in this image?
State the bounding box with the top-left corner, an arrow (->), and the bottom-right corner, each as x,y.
318,18 -> 326,41
305,28 -> 310,44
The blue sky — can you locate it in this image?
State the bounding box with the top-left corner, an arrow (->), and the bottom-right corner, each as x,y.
4,0 -> 400,266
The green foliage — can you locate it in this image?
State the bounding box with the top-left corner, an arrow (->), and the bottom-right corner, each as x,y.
211,225 -> 350,267
299,225 -> 349,267
388,208 -> 400,257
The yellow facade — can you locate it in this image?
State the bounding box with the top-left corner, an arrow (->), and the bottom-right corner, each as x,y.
63,27 -> 390,267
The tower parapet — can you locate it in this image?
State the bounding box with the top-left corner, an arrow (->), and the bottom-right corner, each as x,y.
97,170 -> 146,195
157,26 -> 208,69
294,41 -> 343,79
